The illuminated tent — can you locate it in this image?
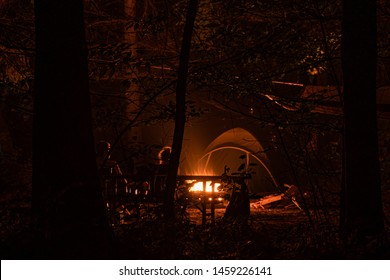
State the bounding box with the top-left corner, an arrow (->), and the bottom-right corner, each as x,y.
197,128 -> 279,194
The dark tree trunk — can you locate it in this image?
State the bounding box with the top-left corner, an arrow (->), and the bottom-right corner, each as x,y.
341,0 -> 384,241
163,0 -> 199,220
32,0 -> 113,258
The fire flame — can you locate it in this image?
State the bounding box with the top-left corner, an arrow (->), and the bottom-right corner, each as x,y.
189,181 -> 221,192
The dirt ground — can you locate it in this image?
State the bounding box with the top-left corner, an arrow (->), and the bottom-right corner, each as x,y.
114,192 -> 390,260
1,194 -> 390,260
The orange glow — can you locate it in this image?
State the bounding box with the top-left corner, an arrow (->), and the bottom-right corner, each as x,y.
208,197 -> 223,201
189,181 -> 221,192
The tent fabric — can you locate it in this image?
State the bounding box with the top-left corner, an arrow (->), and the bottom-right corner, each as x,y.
203,127 -> 270,164
200,128 -> 278,194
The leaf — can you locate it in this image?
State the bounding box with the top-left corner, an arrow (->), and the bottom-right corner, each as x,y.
237,163 -> 246,171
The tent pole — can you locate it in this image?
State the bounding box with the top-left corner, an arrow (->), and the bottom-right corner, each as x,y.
204,153 -> 211,174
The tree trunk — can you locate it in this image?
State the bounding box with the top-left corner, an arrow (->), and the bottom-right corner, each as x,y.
163,0 -> 199,220
32,0 -> 113,258
106,0 -> 141,174
341,0 -> 384,241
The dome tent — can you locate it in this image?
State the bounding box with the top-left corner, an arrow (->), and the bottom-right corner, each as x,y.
198,128 -> 279,194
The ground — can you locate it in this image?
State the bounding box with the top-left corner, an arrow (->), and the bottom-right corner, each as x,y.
1,192 -> 390,260
111,199 -> 390,260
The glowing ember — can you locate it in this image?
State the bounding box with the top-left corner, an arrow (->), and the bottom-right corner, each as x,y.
189,181 -> 221,192
208,197 -> 224,201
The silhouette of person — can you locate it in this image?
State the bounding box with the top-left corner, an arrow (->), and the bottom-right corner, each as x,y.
96,141 -> 127,197
152,147 -> 171,199
159,147 -> 171,165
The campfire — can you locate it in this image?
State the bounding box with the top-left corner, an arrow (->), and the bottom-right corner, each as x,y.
189,181 -> 221,192
184,181 -> 223,201
188,181 -> 224,202
176,175 -> 228,203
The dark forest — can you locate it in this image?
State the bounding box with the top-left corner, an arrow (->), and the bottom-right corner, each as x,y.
1,0 -> 390,259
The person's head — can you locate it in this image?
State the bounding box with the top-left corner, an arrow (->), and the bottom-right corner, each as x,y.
159,147 -> 171,164
96,141 -> 111,158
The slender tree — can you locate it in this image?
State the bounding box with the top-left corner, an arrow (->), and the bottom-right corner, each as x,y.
32,0 -> 112,258
341,0 -> 384,242
163,0 -> 199,220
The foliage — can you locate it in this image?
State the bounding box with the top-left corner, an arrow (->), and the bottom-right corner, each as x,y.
1,0 -> 389,258
0,0 -> 34,158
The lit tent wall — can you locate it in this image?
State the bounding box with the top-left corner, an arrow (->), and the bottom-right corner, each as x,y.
197,128 -> 278,194
139,89 -> 292,195
142,118 -> 282,195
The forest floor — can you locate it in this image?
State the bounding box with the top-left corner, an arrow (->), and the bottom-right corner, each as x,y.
111,197 -> 390,260
1,191 -> 390,260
